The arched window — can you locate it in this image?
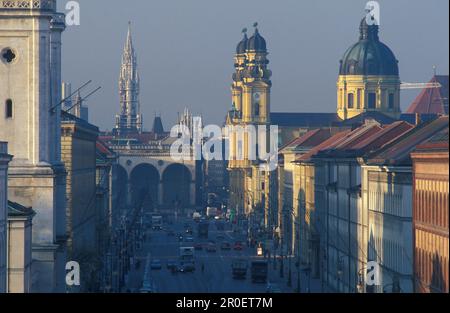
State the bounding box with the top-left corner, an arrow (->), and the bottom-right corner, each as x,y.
348,93 -> 354,109
5,99 -> 13,118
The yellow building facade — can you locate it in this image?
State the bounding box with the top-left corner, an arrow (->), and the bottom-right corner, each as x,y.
337,18 -> 401,120
227,25 -> 272,218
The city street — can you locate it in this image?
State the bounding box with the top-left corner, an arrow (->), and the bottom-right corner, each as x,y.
124,215 -> 322,293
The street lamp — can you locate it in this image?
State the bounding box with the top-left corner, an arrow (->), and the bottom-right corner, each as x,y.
337,256 -> 344,293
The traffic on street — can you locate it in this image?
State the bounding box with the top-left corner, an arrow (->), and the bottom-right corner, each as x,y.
121,212 -> 312,293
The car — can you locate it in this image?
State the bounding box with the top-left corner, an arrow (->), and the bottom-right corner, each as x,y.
180,262 -> 196,273
234,241 -> 244,251
166,259 -> 177,270
185,228 -> 193,235
150,259 -> 162,270
220,242 -> 231,250
185,236 -> 194,243
194,243 -> 203,250
178,234 -> 184,242
206,243 -> 217,252
171,265 -> 180,274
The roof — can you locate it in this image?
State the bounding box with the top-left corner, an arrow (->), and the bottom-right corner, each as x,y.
399,113 -> 439,124
406,75 -> 449,115
96,139 -> 116,163
236,32 -> 248,54
100,131 -> 169,145
413,127 -> 449,153
152,116 -> 164,134
61,110 -> 99,133
340,111 -> 398,126
365,116 -> 449,166
247,27 -> 267,52
350,121 -> 414,151
339,18 -> 399,76
270,111 -> 417,129
294,130 -> 352,163
313,120 -> 414,160
280,129 -> 332,154
8,201 -> 35,218
270,112 -> 341,128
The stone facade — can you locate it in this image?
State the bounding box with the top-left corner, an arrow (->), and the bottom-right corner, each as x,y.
7,201 -> 35,293
0,142 -> 12,293
61,112 -> 99,291
0,1 -> 67,292
411,129 -> 449,293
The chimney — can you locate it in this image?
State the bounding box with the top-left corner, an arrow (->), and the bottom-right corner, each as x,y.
415,113 -> 421,126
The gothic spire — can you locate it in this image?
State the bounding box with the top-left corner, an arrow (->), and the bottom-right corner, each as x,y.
116,22 -> 142,134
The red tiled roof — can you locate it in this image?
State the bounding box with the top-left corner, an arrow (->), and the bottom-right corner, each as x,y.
280,129 -> 332,153
294,130 -> 352,162
406,75 -> 449,115
365,116 -> 449,165
332,123 -> 383,151
312,120 -> 416,159
96,139 -> 114,156
351,121 -> 414,151
413,127 -> 449,153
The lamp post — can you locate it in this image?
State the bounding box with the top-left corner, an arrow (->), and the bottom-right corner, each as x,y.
337,256 -> 344,293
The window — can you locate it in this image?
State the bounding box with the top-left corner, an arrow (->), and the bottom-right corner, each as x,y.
348,93 -> 354,109
368,93 -> 376,109
5,99 -> 12,118
1,48 -> 16,64
388,93 -> 395,109
254,102 -> 260,117
357,89 -> 361,109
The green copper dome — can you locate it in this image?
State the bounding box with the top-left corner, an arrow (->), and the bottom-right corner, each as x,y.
339,18 -> 399,76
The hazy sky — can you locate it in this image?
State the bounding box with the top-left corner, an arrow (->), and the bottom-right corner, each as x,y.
58,0 -> 449,131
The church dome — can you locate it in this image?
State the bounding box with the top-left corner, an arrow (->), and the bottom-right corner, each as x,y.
339,18 -> 399,76
236,31 -> 248,54
247,25 -> 267,52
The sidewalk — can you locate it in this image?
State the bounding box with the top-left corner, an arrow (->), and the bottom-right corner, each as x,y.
122,231 -> 151,292
266,257 -> 325,293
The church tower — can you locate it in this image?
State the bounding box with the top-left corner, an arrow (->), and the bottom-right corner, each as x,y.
227,23 -> 272,216
337,17 -> 401,120
115,22 -> 142,134
0,0 -> 67,292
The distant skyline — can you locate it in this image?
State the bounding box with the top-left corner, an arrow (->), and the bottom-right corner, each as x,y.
58,0 -> 449,131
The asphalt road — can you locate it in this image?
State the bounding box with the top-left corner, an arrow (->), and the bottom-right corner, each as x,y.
125,217 -> 288,293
